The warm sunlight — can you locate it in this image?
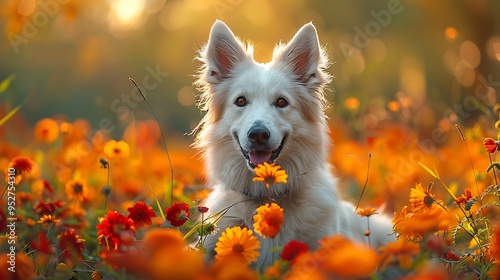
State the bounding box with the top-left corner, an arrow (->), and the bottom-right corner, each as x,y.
108,0 -> 145,31
1,0 -> 500,278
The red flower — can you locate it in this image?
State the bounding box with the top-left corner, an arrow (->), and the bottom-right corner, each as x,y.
59,228 -> 85,267
9,156 -> 35,174
445,250 -> 460,261
42,180 -> 54,193
281,240 -> 309,263
127,201 -> 157,229
483,138 -> 500,153
166,202 -> 191,227
96,210 -> 136,250
34,200 -> 66,215
454,188 -> 472,205
197,206 -> 209,213
31,232 -> 52,255
0,208 -> 6,232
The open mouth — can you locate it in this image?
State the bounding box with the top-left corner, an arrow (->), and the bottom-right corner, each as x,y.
235,134 -> 286,169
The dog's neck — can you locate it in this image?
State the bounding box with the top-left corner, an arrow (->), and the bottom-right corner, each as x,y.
229,182 -> 292,201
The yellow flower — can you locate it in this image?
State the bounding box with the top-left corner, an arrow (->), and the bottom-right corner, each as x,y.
37,214 -> 60,227
103,140 -> 130,158
215,226 -> 260,264
356,207 -> 378,217
253,203 -> 284,238
409,182 -> 438,213
252,162 -> 288,188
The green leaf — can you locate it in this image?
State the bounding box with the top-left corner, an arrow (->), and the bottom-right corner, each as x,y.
0,74 -> 15,94
486,162 -> 500,173
0,97 -> 28,127
418,162 -> 440,180
149,185 -> 165,220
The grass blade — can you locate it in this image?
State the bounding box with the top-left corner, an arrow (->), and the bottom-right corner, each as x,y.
0,97 -> 28,126
0,74 -> 15,94
418,162 -> 440,180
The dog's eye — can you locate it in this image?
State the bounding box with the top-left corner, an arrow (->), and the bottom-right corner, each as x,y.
234,96 -> 247,107
275,97 -> 288,108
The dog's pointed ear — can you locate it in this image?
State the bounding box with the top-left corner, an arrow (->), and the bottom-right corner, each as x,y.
203,20 -> 247,83
277,23 -> 326,85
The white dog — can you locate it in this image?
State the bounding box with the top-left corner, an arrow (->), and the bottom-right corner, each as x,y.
194,20 -> 394,269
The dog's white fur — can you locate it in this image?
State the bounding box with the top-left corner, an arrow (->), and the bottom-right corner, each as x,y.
194,20 -> 394,269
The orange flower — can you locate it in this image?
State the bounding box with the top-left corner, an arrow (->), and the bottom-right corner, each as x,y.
287,235 -> 378,278
409,182 -> 439,213
483,137 -> 499,153
253,203 -> 284,238
454,188 -> 472,205
103,228 -> 204,279
207,256 -> 259,280
356,207 -> 378,217
215,226 -> 260,264
37,214 -> 60,227
65,179 -> 89,202
252,162 -> 288,188
319,235 -> 378,277
379,239 -> 421,269
344,97 -> 360,111
393,205 -> 455,238
34,118 -> 60,143
0,253 -> 35,280
96,210 -> 136,250
103,140 -> 130,158
8,156 -> 34,174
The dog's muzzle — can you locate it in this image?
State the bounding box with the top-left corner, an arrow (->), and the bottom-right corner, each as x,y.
235,126 -> 286,169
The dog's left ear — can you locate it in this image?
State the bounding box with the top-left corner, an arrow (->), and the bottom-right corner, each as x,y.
276,23 -> 327,85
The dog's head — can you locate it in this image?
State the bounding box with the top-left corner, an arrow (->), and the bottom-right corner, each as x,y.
195,21 -> 331,175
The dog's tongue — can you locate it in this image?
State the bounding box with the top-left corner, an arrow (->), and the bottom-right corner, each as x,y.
249,150 -> 271,166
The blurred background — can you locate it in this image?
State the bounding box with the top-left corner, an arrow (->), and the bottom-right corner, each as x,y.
1,0 -> 500,207
1,0 -> 498,137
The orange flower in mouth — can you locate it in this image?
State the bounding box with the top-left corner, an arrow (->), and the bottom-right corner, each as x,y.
252,162 -> 288,188
215,226 -> 260,264
253,202 -> 284,238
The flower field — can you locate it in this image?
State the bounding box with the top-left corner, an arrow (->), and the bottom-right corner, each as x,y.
2,68 -> 500,279
1,1 -> 500,279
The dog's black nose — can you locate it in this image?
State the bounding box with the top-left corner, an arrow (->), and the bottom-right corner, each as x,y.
248,126 -> 270,146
